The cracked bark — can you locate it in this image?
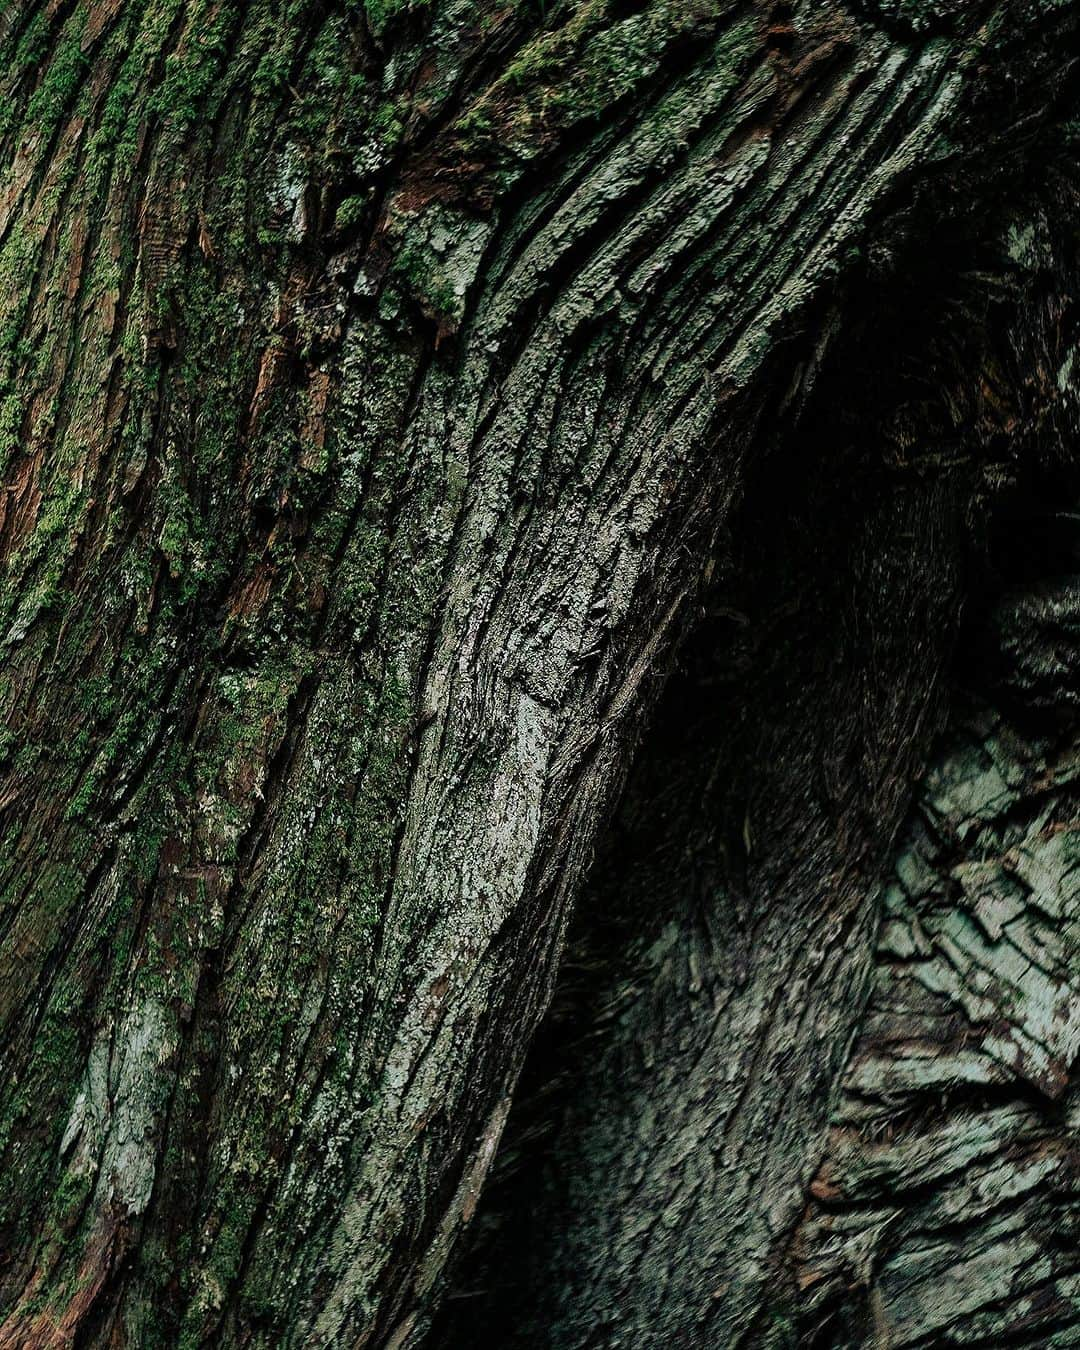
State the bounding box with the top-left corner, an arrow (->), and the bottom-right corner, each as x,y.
435,152 -> 1080,1350
0,0 -> 1077,1347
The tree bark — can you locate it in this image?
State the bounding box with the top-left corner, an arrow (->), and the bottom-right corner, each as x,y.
434,200 -> 1080,1348
0,0 -> 1077,1347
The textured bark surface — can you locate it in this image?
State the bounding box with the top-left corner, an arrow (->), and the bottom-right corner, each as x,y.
434,196 -> 1080,1346
0,0 -> 1077,1346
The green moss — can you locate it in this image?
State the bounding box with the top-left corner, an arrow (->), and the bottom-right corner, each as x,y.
0,476 -> 87,641
25,5 -> 90,131
64,709 -> 139,821
390,239 -> 458,319
455,0 -> 755,162
338,195 -> 371,238
149,0 -> 239,129
363,0 -> 412,37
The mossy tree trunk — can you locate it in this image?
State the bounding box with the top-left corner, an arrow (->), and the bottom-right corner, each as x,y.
0,0 -> 1077,1347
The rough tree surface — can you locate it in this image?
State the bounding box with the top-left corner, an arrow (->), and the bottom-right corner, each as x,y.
0,0 -> 1076,1346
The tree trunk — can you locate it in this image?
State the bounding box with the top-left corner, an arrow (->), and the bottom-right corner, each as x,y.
0,1 -> 1076,1347
434,201 -> 1080,1348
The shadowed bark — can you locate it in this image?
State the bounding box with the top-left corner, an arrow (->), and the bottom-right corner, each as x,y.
433,198 -> 1080,1347
0,0 -> 1077,1346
